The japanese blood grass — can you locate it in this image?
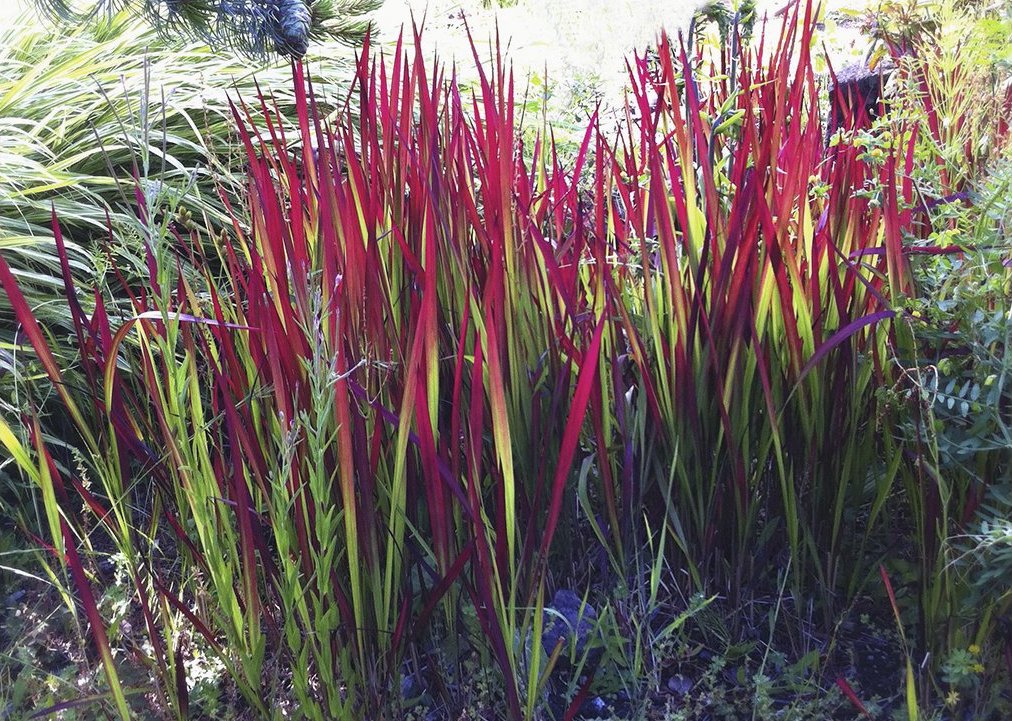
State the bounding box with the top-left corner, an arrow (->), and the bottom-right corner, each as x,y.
1,30 -> 611,721
0,6 -> 930,720
585,1 -> 911,618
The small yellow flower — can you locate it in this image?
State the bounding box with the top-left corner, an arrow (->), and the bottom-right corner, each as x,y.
972,663 -> 985,674
969,644 -> 981,655
945,690 -> 960,708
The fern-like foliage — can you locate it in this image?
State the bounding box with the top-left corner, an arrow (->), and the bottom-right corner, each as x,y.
31,0 -> 378,57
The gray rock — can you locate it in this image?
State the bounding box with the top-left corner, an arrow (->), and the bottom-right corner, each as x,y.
827,59 -> 896,135
400,673 -> 423,701
666,673 -> 694,696
542,589 -> 600,663
581,696 -> 608,716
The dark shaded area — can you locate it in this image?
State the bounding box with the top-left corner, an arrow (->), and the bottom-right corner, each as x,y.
828,60 -> 895,137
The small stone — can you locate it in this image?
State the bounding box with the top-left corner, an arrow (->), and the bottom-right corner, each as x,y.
400,672 -> 423,701
542,589 -> 599,663
666,673 -> 693,696
579,695 -> 608,716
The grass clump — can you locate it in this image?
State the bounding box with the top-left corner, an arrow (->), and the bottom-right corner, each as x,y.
0,1 -> 1011,719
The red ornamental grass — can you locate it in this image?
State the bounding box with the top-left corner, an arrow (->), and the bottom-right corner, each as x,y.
0,3 -> 928,717
595,0 -> 909,611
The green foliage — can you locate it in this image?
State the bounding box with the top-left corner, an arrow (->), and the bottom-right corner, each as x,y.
870,0 -> 1012,193
693,0 -> 757,43
30,0 -> 378,58
894,161 -> 1012,718
863,3 -> 1012,707
0,10 -> 355,460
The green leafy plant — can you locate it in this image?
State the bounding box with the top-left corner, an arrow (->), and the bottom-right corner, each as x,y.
29,0 -> 378,58
871,0 -> 1012,197
0,11 -> 355,361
